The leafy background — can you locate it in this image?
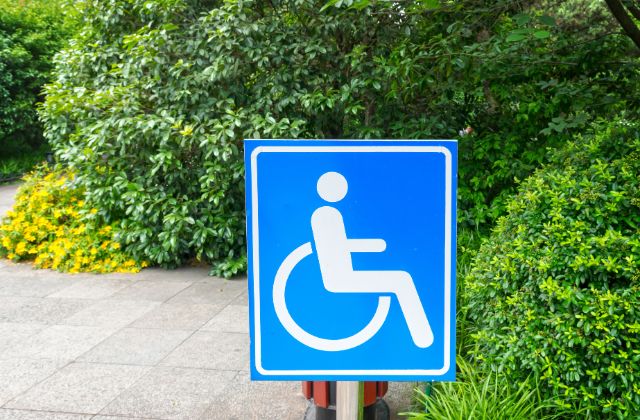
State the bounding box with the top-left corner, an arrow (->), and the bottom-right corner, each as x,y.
1,0 -> 640,417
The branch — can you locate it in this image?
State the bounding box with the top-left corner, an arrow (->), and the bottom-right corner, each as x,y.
624,0 -> 640,20
604,0 -> 640,49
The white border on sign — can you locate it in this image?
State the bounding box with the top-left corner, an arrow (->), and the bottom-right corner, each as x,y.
250,145 -> 453,377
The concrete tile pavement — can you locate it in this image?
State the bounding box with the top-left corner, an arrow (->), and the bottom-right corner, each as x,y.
0,182 -> 415,419
0,183 -> 19,220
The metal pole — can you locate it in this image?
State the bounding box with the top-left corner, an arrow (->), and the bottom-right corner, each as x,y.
336,381 -> 364,420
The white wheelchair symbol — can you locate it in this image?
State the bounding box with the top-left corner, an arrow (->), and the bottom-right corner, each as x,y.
273,171 -> 434,352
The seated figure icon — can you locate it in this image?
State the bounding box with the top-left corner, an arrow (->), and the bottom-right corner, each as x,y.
273,171 -> 433,352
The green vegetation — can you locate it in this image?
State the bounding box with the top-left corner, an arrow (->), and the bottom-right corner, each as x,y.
402,360 -> 578,420
0,151 -> 47,183
0,166 -> 146,273
0,0 -> 78,159
39,0 -> 639,275
466,119 -> 640,418
1,0 -> 639,416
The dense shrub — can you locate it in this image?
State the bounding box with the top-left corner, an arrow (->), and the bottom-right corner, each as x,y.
335,1 -> 639,227
0,0 -> 77,157
466,119 -> 640,417
0,166 -> 146,273
0,153 -> 46,183
40,0 -> 415,275
40,0 -> 639,275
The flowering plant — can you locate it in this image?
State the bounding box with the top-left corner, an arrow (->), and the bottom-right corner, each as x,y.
0,166 -> 146,273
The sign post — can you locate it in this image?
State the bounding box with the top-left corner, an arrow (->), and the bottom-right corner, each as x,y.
244,139 -> 457,416
336,381 -> 364,420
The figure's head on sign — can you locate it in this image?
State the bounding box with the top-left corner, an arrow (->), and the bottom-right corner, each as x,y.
317,171 -> 348,203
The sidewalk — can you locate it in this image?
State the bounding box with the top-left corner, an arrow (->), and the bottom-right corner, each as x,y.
0,184 -> 414,419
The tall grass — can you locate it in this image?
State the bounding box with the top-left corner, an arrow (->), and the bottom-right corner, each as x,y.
401,360 -> 577,420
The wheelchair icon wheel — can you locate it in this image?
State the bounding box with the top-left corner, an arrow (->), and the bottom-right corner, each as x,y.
273,242 -> 391,352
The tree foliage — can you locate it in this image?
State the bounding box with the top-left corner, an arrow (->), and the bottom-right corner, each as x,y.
41,0 -> 639,274
0,0 -> 77,157
41,0 -> 412,275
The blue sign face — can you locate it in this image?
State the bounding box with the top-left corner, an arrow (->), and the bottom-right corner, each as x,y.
244,140 -> 456,381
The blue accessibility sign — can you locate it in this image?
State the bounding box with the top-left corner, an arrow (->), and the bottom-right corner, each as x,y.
244,140 -> 456,381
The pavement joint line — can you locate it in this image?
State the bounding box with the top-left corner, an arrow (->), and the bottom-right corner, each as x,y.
118,279 -> 194,304
93,364 -> 241,419
0,407 -> 98,416
82,363 -> 148,418
66,298 -> 165,361
58,325 -> 127,368
0,358 -> 74,409
76,361 -> 242,374
89,415 -> 162,420
152,362 -> 250,372
151,288 -> 248,369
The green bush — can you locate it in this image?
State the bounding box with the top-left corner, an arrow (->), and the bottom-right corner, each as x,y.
0,151 -> 46,183
357,3 -> 639,228
466,118 -> 640,418
0,0 -> 77,157
39,0 -> 414,275
39,0 -> 639,275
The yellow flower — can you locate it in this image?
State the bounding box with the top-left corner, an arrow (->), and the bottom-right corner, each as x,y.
99,225 -> 112,235
112,242 -> 121,250
179,125 -> 194,136
90,208 -> 98,215
15,242 -> 27,255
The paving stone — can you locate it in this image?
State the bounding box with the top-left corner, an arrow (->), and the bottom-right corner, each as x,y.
62,300 -> 159,328
199,371 -> 307,420
201,277 -> 246,289
0,267 -> 83,283
135,267 -> 211,283
166,281 -> 244,306
0,358 -> 61,406
160,331 -> 248,371
0,322 -> 45,354
5,362 -> 149,414
78,328 -> 191,366
0,297 -> 91,325
231,291 -> 248,307
111,281 -> 192,302
91,416 -> 151,420
0,277 -> 73,298
200,305 -> 248,334
101,366 -> 236,420
48,279 -> 134,300
130,303 -> 224,331
0,409 -> 90,420
2,325 -> 117,362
